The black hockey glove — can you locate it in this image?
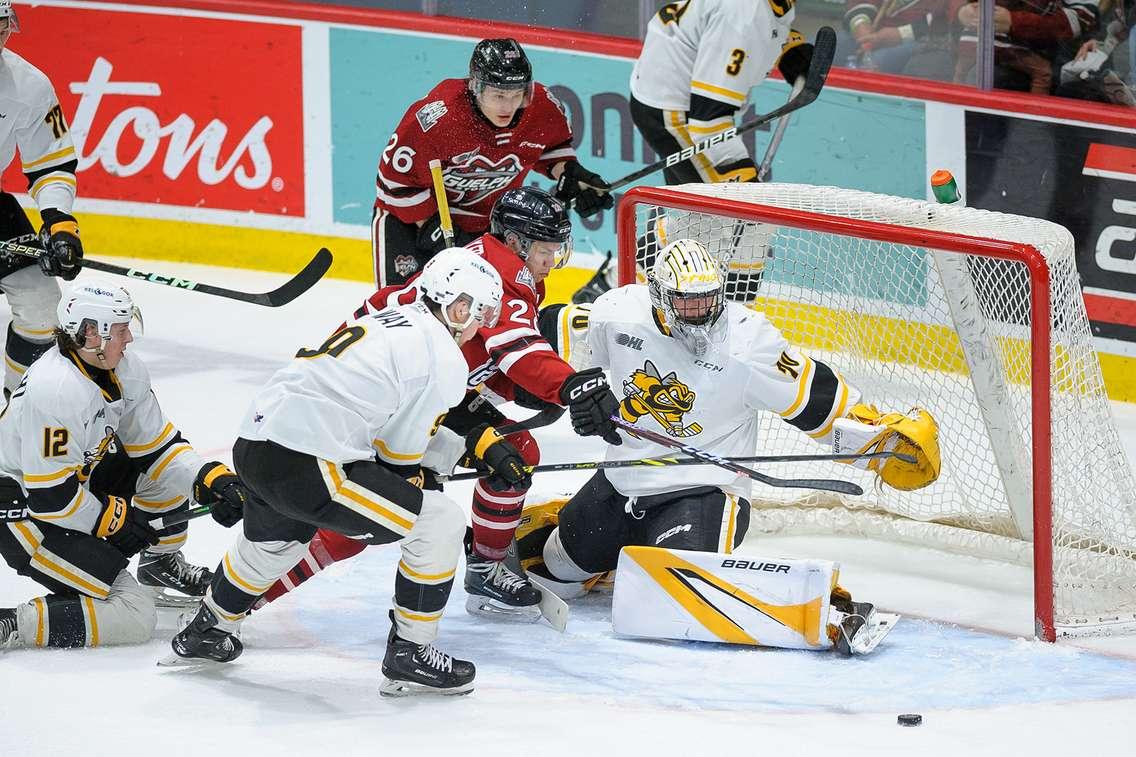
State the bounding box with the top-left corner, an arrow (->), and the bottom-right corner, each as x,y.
38,208 -> 83,281
193,462 -> 248,528
461,423 -> 532,491
559,368 -> 622,446
96,496 -> 160,557
554,160 -> 614,219
416,214 -> 479,254
777,32 -> 814,86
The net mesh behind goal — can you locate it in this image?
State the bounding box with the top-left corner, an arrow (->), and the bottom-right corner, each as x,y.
618,183 -> 1136,639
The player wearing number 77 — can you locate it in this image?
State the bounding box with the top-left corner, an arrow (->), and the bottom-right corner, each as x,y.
630,0 -> 815,184
528,239 -> 941,655
168,250 -> 505,696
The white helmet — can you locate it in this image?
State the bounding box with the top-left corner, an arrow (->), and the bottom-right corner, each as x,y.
418,247 -> 503,335
648,239 -> 728,356
57,282 -> 143,345
0,1 -> 19,31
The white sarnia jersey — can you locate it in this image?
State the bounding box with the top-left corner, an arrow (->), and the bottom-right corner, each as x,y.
240,303 -> 468,467
0,49 -> 77,214
630,0 -> 796,179
584,285 -> 859,499
0,347 -> 204,534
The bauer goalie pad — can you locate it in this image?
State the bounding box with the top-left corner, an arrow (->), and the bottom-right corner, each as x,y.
611,546 -> 836,650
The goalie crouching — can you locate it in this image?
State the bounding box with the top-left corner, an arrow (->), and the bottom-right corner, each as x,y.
528,239 -> 940,655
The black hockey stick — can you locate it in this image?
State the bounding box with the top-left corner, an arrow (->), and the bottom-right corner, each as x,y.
497,405 -> 565,435
149,505 -> 212,529
437,448 -> 913,482
610,416 -> 863,495
0,239 -> 333,307
603,25 -> 835,192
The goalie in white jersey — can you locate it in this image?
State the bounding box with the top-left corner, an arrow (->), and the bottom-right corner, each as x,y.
0,283 -> 248,651
168,249 -> 526,696
630,0 -> 815,184
0,2 -> 88,393
529,239 -> 941,654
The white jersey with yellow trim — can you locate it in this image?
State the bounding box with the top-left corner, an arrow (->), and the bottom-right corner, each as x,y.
585,284 -> 859,499
630,0 -> 795,178
0,49 -> 77,214
239,302 -> 468,467
0,346 -> 203,534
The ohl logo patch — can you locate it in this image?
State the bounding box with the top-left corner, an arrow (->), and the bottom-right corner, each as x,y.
619,359 -> 702,437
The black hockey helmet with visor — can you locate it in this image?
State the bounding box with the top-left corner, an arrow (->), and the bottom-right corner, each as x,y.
469,38 -> 534,106
490,187 -> 573,269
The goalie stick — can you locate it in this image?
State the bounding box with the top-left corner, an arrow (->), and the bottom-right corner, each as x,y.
602,25 -> 835,193
1,239 -> 333,307
439,449 -> 913,482
610,416 -> 864,495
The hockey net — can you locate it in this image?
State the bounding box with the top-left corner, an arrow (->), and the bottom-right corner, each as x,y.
617,183 -> 1136,640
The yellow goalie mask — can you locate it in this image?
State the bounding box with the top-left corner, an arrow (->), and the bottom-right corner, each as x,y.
832,404 -> 941,491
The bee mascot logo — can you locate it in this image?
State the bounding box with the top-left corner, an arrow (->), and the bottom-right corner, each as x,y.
620,360 -> 702,437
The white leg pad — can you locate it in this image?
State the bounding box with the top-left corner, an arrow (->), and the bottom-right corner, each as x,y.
15,570 -> 156,647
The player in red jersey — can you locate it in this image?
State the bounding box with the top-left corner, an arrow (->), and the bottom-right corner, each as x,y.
372,38 -> 614,287
255,187 -> 622,621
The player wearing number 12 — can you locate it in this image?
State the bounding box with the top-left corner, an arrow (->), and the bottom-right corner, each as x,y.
371,38 -> 613,287
630,0 -> 815,184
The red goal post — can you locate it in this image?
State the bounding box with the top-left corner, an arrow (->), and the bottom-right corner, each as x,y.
616,183 -> 1136,642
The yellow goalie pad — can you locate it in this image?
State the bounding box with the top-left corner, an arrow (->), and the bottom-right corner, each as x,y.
612,546 -> 838,650
836,403 -> 941,491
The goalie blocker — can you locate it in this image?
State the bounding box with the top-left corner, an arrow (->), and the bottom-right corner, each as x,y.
612,545 -> 898,655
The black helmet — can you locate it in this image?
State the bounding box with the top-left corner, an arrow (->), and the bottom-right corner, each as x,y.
490,187 -> 573,269
469,38 -> 533,95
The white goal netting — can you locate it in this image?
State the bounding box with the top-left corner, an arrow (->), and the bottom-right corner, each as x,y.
624,182 -> 1136,637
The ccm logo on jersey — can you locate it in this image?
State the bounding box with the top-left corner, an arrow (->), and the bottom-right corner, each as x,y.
720,559 -> 790,573
694,359 -> 723,372
666,128 -> 739,167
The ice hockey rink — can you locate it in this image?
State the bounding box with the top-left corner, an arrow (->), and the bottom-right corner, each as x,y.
2,259 -> 1136,756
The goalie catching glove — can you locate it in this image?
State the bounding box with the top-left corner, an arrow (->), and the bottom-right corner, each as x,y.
461,424 -> 532,491
832,404 -> 941,491
193,462 -> 249,527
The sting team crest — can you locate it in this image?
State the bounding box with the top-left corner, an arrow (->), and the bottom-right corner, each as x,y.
620,360 -> 702,437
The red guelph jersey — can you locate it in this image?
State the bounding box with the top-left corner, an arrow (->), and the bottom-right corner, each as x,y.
353,234 -> 575,405
374,78 -> 576,234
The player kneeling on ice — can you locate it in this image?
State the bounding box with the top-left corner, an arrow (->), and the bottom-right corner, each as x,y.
168,250 -> 508,697
0,283 -> 247,651
525,239 -> 940,655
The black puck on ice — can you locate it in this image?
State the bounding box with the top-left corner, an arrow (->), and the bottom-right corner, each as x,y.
897,714 -> 922,727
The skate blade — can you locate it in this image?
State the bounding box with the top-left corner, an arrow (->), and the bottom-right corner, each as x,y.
145,586 -> 206,609
464,594 -> 542,623
849,612 -> 900,655
528,574 -> 569,633
156,651 -> 233,669
379,678 -> 474,698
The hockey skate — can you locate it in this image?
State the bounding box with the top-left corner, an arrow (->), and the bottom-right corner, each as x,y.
380,611 -> 475,697
828,595 -> 900,656
0,607 -> 21,650
159,604 -> 242,667
465,548 -> 543,623
138,550 -> 213,608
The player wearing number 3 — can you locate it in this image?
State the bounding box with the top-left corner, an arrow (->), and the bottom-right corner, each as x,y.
630,0 -> 815,184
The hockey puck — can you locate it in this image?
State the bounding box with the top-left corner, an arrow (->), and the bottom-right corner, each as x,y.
897,714 -> 922,727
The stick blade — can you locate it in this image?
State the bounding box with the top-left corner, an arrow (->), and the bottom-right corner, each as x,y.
801,26 -> 836,100
259,247 -> 333,307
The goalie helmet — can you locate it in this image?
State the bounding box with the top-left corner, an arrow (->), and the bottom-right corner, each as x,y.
490,187 -> 573,269
57,282 -> 143,344
469,38 -> 533,105
648,239 -> 728,357
418,247 -> 503,335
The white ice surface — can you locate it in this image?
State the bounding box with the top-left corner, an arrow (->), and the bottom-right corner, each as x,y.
2,260 -> 1135,756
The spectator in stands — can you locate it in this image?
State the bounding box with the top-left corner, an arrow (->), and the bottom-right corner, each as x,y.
840,0 -> 955,79
951,0 -> 1100,95
1056,0 -> 1136,104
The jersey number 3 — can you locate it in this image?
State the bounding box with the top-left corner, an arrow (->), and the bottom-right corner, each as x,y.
726,49 -> 746,76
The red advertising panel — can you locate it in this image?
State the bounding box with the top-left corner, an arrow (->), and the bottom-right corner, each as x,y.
4,5 -> 304,216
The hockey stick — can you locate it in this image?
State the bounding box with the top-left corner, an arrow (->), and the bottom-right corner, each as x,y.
429,158 -> 456,247
496,404 -> 566,435
604,26 -> 835,192
756,75 -> 806,182
610,416 -> 864,495
149,504 -> 212,529
0,239 -> 333,307
437,448 -> 913,482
